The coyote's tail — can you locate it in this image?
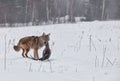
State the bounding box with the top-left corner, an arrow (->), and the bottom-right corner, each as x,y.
13,45 -> 20,51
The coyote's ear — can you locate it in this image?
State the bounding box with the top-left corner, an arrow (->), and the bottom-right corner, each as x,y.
42,32 -> 46,36
47,33 -> 50,36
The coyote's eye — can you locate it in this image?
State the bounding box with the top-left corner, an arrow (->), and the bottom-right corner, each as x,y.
44,41 -> 47,45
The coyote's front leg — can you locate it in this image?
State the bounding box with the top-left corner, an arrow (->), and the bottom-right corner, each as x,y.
34,48 -> 39,60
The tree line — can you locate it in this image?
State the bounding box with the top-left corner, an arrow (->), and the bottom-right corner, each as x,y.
0,0 -> 120,26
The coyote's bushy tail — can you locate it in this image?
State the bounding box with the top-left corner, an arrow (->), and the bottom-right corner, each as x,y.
14,45 -> 20,51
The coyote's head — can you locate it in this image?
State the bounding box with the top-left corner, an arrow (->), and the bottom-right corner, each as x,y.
41,32 -> 50,45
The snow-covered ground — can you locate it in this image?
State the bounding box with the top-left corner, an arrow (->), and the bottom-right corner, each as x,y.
0,21 -> 120,81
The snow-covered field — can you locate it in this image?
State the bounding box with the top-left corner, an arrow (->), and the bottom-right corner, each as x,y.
0,21 -> 120,81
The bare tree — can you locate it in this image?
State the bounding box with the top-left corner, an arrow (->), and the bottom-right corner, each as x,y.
101,0 -> 106,20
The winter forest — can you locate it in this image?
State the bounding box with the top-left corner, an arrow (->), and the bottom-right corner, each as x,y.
0,0 -> 120,26
0,0 -> 120,81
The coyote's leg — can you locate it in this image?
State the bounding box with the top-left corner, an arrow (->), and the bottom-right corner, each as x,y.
22,49 -> 25,57
25,48 -> 30,57
34,48 -> 39,60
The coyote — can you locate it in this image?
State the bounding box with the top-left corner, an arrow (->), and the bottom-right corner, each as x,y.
14,33 -> 50,60
39,42 -> 51,61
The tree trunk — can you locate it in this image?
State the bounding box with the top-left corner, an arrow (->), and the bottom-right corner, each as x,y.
32,2 -> 35,25
101,0 -> 106,20
46,1 -> 49,23
25,0 -> 28,25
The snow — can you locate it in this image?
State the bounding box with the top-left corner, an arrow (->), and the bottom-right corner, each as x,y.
0,21 -> 120,81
